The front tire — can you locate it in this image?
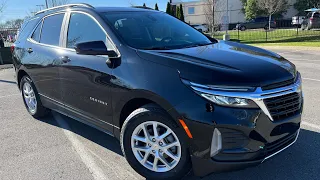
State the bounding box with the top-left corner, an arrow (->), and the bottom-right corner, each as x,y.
120,104 -> 191,180
20,76 -> 50,118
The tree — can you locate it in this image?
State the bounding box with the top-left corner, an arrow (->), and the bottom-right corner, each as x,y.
143,3 -> 146,7
294,0 -> 320,15
176,5 -> 181,19
48,0 -> 70,7
166,2 -> 172,15
155,3 -> 159,10
244,0 -> 259,20
257,0 -> 288,29
179,4 -> 185,21
4,19 -> 24,28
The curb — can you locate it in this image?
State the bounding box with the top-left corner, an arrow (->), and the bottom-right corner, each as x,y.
0,64 -> 13,70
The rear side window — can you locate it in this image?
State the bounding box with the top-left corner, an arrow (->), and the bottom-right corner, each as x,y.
31,21 -> 42,42
16,17 -> 40,43
40,13 -> 64,46
314,12 -> 320,18
66,13 -> 114,50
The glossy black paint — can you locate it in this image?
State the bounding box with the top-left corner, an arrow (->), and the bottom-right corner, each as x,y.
13,6 -> 302,177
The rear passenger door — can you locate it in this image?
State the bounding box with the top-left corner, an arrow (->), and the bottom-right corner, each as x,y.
25,13 -> 66,105
59,12 -> 116,132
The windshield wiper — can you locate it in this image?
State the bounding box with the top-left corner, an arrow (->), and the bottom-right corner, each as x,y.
143,47 -> 171,50
184,42 -> 214,49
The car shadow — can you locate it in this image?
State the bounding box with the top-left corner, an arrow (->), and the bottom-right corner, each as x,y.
37,112 -> 123,156
36,113 -> 320,180
0,79 -> 16,84
184,128 -> 320,180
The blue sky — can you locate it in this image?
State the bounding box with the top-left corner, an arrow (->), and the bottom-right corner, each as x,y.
3,0 -> 189,22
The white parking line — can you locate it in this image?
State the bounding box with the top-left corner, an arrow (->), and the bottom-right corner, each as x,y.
52,113 -> 109,180
0,93 -> 20,98
303,78 -> 320,82
302,121 -> 320,131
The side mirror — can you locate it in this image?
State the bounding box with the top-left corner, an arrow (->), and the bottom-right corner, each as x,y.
74,41 -> 118,57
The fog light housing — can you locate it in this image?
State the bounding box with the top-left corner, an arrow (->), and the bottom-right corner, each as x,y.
210,128 -> 222,157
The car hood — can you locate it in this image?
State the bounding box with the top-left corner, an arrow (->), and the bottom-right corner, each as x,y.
136,41 -> 296,87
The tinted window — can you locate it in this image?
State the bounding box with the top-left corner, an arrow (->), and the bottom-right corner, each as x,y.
103,12 -> 213,50
16,17 -> 40,42
314,12 -> 320,18
40,14 -> 64,46
31,21 -> 42,42
67,13 -> 114,50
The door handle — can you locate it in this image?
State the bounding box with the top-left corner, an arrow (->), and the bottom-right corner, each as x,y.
27,48 -> 33,53
60,56 -> 71,63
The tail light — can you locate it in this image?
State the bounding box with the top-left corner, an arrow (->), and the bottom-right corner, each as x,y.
310,17 -> 314,21
10,45 -> 15,53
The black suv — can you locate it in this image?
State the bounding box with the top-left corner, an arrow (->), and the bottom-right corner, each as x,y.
12,4 -> 302,179
236,17 -> 277,31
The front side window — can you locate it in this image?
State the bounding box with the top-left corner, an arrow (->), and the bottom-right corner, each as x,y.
188,7 -> 195,14
67,13 -> 114,50
40,14 -> 64,46
31,21 -> 42,42
103,11 -> 213,50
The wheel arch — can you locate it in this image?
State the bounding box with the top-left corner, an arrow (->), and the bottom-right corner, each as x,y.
113,90 -> 181,139
17,69 -> 29,89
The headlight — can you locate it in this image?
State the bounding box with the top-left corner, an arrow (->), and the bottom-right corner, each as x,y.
182,79 -> 258,108
201,94 -> 258,108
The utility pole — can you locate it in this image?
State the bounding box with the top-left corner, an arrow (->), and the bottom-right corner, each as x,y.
45,0 -> 48,8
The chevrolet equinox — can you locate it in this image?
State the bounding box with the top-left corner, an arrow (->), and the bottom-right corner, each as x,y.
12,4 -> 303,179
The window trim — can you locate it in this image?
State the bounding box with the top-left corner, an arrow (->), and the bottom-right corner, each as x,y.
31,19 -> 43,42
28,12 -> 67,49
63,11 -> 120,57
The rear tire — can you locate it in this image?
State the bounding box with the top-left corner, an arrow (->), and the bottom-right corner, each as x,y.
120,104 -> 191,180
20,76 -> 50,118
240,26 -> 246,31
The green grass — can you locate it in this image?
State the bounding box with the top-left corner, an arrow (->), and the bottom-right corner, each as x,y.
210,29 -> 320,47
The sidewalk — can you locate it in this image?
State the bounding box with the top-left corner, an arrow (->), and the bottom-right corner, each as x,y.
0,64 -> 13,70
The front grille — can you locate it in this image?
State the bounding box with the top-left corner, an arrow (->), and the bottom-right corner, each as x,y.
262,78 -> 295,91
264,93 -> 302,121
265,131 -> 298,156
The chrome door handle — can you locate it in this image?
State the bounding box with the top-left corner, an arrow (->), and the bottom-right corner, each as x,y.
27,48 -> 33,53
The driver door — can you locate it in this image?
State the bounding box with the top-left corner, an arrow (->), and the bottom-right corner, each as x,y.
59,12 -> 117,132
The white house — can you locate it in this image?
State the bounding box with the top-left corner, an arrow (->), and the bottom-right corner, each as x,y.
171,0 -> 298,25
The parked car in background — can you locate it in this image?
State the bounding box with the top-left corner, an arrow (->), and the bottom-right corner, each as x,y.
292,16 -> 305,27
236,17 -> 276,31
191,24 -> 209,33
301,11 -> 320,30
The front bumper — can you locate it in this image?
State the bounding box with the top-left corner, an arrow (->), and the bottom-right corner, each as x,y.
171,75 -> 303,177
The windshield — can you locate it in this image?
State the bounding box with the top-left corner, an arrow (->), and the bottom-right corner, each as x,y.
102,11 -> 214,50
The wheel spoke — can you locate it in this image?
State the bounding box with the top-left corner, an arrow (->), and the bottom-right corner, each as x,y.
141,124 -> 152,141
133,135 -> 147,143
140,149 -> 152,164
133,146 -> 149,152
163,141 -> 179,150
164,149 -> 179,161
152,122 -> 158,137
159,154 -> 170,168
153,157 -> 159,171
158,130 -> 171,140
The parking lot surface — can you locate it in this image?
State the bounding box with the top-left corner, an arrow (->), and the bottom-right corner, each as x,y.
0,48 -> 319,180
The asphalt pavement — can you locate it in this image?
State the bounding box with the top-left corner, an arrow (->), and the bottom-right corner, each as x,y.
0,47 -> 320,180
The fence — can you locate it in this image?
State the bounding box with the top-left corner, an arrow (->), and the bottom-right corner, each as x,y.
210,20 -> 320,44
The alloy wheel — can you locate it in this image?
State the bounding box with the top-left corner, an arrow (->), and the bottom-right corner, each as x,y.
131,121 -> 182,173
23,82 -> 37,114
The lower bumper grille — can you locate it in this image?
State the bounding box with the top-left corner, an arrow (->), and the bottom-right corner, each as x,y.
265,131 -> 298,156
264,92 -> 302,121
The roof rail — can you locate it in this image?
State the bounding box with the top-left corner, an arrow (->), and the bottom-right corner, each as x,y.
35,3 -> 94,15
132,6 -> 155,10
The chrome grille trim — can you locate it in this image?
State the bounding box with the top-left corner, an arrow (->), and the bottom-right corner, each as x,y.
190,73 -> 302,121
